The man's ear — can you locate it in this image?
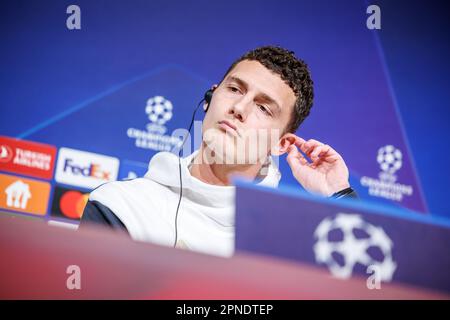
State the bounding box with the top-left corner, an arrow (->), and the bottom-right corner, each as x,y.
271,133 -> 297,156
203,84 -> 219,111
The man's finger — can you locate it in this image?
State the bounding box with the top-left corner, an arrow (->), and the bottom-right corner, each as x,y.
303,139 -> 324,156
295,139 -> 312,155
310,144 -> 330,160
305,139 -> 324,148
286,145 -> 308,168
316,145 -> 343,164
292,136 -> 306,148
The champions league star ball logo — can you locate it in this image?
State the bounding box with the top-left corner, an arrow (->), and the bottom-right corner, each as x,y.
313,213 -> 397,282
127,95 -> 182,152
377,145 -> 402,175
146,96 -> 173,126
360,144 -> 413,202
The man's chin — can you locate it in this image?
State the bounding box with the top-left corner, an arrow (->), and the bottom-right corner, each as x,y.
201,143 -> 267,166
202,128 -> 271,165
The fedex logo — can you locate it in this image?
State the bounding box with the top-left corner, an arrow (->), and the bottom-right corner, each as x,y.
63,158 -> 111,180
55,148 -> 119,189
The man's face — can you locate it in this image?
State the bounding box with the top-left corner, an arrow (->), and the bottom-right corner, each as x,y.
201,60 -> 297,165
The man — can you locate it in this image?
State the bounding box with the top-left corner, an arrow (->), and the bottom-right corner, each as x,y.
80,46 -> 357,257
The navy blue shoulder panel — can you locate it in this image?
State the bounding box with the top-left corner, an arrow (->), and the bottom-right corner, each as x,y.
79,200 -> 129,233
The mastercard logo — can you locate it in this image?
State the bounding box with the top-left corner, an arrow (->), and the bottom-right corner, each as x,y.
60,190 -> 89,219
51,185 -> 89,220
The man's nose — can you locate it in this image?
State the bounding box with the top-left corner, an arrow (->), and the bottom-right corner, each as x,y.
229,95 -> 252,122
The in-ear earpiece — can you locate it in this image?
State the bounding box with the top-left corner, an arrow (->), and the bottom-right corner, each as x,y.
204,88 -> 215,112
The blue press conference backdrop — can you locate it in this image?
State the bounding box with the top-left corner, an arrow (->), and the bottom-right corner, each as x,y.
1,0 -> 449,219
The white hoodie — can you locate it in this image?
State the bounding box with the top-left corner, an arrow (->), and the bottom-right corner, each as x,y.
88,150 -> 282,257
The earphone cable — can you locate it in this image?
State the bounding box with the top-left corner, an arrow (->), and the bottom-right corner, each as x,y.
173,98 -> 205,247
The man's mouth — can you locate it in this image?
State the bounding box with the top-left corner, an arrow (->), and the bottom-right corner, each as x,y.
218,120 -> 239,137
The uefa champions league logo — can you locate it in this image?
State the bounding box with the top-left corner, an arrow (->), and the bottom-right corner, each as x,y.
145,96 -> 173,135
377,145 -> 402,175
313,213 -> 397,282
126,95 -> 183,152
360,144 -> 413,202
146,96 -> 173,129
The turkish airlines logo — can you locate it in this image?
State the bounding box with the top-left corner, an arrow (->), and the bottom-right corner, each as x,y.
0,145 -> 13,163
0,136 -> 57,180
55,147 -> 119,189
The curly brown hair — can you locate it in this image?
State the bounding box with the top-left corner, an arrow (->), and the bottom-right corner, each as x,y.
220,46 -> 314,134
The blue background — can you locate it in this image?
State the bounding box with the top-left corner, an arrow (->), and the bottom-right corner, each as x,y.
376,0 -> 450,218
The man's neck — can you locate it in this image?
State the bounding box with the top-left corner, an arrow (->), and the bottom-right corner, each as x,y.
188,144 -> 265,186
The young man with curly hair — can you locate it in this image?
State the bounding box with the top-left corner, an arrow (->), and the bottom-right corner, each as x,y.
80,46 -> 357,257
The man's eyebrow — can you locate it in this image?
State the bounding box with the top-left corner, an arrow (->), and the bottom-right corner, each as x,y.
226,76 -> 248,90
259,92 -> 281,114
226,76 -> 281,113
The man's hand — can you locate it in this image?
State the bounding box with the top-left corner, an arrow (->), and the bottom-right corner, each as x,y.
286,136 -> 350,197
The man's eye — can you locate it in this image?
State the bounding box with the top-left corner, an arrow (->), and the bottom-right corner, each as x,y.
229,86 -> 240,93
258,105 -> 271,116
